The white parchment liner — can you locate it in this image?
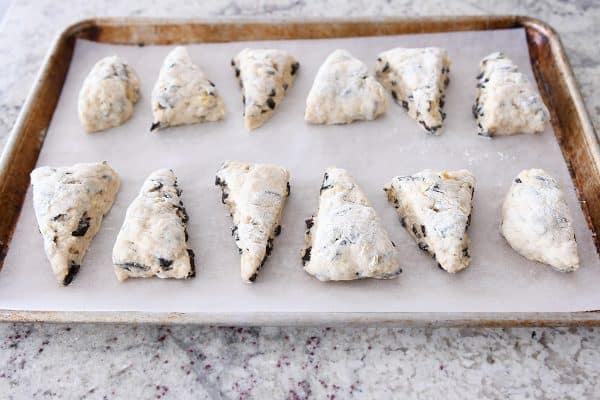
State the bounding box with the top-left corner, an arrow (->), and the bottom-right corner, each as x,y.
1,28 -> 599,313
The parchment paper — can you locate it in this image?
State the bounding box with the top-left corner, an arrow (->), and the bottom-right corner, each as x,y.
1,28 -> 599,314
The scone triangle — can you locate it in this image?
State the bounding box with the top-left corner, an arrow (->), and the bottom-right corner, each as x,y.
232,49 -> 299,130
112,169 -> 195,281
384,169 -> 475,273
216,161 -> 290,282
501,169 -> 579,272
303,168 -> 401,281
151,46 -> 225,131
473,52 -> 549,136
78,56 -> 141,133
305,50 -> 387,125
30,162 -> 120,285
375,47 -> 450,134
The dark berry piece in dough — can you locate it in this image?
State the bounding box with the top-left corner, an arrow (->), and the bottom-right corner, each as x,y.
149,181 -> 163,192
52,213 -> 65,221
158,258 -> 173,270
412,224 -> 420,237
266,98 -> 276,110
305,218 -> 314,230
62,261 -> 80,286
291,62 -> 300,75
187,249 -> 196,278
302,247 -> 312,265
320,172 -> 333,193
118,262 -> 150,271
150,122 -> 160,131
174,204 -> 189,224
72,213 -> 91,237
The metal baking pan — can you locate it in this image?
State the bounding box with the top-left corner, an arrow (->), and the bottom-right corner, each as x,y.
1,16 -> 599,326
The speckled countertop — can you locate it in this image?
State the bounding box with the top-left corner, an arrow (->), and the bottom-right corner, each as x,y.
1,1 -> 600,398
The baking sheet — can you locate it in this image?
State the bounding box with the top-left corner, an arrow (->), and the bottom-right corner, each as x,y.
1,28 -> 599,314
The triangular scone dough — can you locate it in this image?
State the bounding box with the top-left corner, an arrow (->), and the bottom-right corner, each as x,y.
232,49 -> 299,130
30,162 -> 120,285
384,170 -> 475,273
215,161 -> 290,282
303,168 -> 401,281
305,50 -> 387,125
501,169 -> 579,272
78,56 -> 141,133
375,47 -> 450,134
151,46 -> 225,131
473,52 -> 549,136
112,169 -> 195,281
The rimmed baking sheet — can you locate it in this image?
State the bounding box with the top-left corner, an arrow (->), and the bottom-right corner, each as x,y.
1,27 -> 599,316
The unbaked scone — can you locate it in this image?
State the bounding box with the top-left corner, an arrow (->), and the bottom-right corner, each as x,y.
30,162 -> 120,285
232,49 -> 299,130
151,46 -> 225,131
501,169 -> 579,272
112,169 -> 195,281
375,47 -> 450,134
473,52 -> 549,136
215,161 -> 290,282
305,50 -> 387,125
303,168 -> 401,281
78,56 -> 141,133
384,170 -> 475,273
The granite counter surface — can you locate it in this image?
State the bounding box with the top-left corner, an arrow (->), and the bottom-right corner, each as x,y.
1,1 -> 600,398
